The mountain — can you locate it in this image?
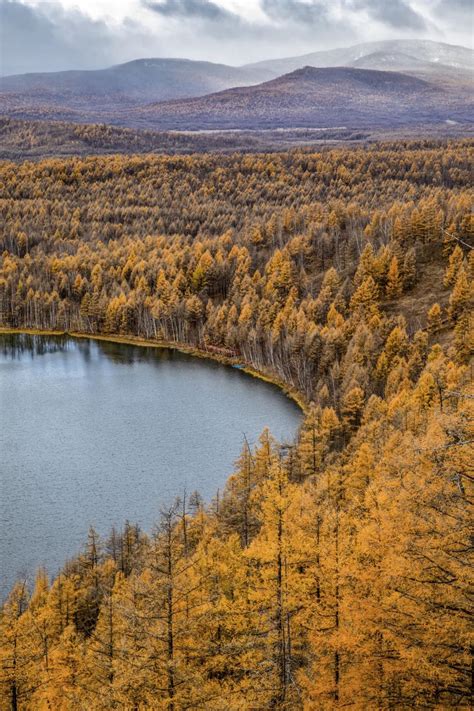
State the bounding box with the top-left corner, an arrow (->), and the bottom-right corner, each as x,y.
350,50 -> 449,72
0,57 -> 273,117
244,39 -> 474,77
129,65 -> 471,131
0,40 -> 471,131
349,51 -> 473,92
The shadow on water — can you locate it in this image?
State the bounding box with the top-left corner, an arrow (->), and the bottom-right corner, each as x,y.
95,339 -> 176,366
1,333 -> 297,402
0,333 -> 70,359
94,339 -> 288,397
0,334 -> 174,365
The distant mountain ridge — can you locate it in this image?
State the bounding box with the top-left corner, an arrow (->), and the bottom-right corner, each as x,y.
0,40 -> 472,131
0,58 -> 273,106
244,39 -> 474,75
128,65 -> 470,131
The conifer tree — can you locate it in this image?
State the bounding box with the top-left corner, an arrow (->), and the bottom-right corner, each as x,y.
0,582 -> 30,711
427,302 -> 442,331
246,457 -> 304,708
443,245 -> 464,287
448,266 -> 471,322
386,255 -> 403,299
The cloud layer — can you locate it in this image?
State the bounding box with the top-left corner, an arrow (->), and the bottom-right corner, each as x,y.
0,1 -> 160,75
0,0 -> 472,76
353,0 -> 426,30
144,0 -> 235,20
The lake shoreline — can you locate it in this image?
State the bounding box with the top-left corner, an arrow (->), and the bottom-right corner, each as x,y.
1,327 -> 303,597
0,327 -> 308,415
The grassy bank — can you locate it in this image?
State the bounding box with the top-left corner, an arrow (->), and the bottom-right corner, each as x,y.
0,327 -> 309,415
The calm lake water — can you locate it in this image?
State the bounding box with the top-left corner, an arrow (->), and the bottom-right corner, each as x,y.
0,334 -> 301,598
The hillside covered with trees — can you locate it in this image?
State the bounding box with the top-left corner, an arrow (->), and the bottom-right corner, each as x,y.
0,141 -> 472,709
0,117 -> 370,161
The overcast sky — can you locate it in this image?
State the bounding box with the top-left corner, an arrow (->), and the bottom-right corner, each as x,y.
0,0 -> 472,75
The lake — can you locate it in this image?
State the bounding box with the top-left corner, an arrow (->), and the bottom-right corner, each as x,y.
0,333 -> 301,598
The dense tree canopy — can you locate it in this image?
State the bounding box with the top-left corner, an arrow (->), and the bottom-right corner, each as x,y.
0,141 -> 472,709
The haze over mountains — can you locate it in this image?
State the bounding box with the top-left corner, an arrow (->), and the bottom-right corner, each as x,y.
0,39 -> 472,132
0,59 -> 274,106
246,39 -> 473,76
133,66 -> 464,130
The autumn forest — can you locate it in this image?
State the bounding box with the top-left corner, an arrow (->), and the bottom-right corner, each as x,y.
0,141 -> 473,709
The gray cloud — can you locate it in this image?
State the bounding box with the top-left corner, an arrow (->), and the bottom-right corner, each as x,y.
142,0 -> 251,40
144,0 -> 235,20
365,0 -> 426,29
347,0 -> 426,30
438,0 -> 472,8
0,0 -> 471,76
436,0 -> 473,22
0,0 -> 79,74
0,0 -> 157,76
261,0 -> 329,24
262,0 -> 425,30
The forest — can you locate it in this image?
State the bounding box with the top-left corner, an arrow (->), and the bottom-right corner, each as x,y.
0,141 -> 472,709
0,118 -> 370,160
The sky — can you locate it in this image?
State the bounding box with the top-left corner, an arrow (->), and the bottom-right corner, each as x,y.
0,0 -> 472,76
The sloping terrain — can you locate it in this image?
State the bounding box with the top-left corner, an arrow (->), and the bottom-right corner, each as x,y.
0,117 -> 375,159
244,39 -> 473,76
130,66 -> 471,130
0,57 -> 273,119
349,51 -> 473,91
0,140 -> 472,711
2,117 -> 473,161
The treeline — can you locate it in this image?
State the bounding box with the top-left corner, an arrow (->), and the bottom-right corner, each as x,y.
0,142 -> 473,708
0,118 -> 366,160
0,117 -> 267,159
